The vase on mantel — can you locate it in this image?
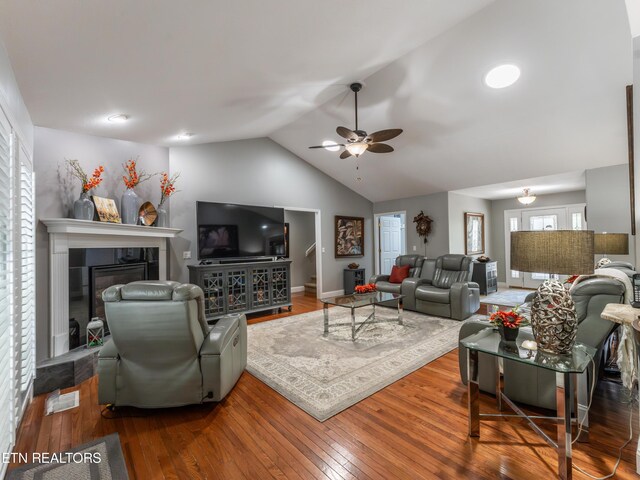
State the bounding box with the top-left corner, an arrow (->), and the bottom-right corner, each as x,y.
73,191 -> 94,221
121,188 -> 139,225
156,202 -> 168,228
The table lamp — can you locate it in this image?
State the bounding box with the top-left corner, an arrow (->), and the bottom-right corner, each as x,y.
594,232 -> 629,268
510,230 -> 594,354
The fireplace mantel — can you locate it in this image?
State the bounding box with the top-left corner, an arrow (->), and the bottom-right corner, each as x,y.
42,218 -> 183,357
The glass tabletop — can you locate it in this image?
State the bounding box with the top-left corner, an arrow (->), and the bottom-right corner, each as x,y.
460,327 -> 596,374
321,291 -> 403,308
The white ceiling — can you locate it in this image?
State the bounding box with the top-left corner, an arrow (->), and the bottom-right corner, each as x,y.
0,0 -> 633,203
0,0 -> 493,146
271,0 -> 633,202
451,170 -> 586,200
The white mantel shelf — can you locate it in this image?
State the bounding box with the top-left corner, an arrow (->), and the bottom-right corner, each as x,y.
41,218 -> 182,237
42,217 -> 182,358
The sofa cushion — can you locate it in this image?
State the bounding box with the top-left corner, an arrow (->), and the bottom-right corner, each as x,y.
389,265 -> 411,283
415,285 -> 450,304
375,281 -> 402,294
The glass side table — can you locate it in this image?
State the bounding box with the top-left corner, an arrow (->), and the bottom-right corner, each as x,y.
460,328 -> 596,480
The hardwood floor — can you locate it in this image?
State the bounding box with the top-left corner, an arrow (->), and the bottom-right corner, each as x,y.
10,293 -> 639,479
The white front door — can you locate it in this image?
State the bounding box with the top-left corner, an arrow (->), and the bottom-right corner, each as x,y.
379,215 -> 403,275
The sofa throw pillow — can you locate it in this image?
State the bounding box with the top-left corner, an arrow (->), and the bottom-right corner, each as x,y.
389,264 -> 411,283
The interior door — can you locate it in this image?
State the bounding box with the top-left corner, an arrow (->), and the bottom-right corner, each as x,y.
379,215 -> 402,275
520,208 -> 567,288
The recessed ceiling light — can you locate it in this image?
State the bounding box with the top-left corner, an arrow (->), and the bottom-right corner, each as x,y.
484,64 -> 521,89
322,140 -> 340,152
177,132 -> 194,141
107,114 -> 130,123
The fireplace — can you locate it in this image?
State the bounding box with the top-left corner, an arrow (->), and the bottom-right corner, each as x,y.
69,248 -> 157,348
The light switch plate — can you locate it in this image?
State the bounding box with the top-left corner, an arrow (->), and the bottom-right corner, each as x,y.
321,247 -> 326,253
183,251 -> 192,259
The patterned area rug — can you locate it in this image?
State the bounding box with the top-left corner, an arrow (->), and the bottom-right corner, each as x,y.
482,288 -> 532,307
247,307 -> 480,421
7,433 -> 128,479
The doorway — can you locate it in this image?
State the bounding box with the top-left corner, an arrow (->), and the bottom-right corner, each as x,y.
281,207 -> 322,298
504,204 -> 586,288
374,212 -> 407,275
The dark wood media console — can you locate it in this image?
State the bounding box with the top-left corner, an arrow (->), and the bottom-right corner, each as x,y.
188,260 -> 292,320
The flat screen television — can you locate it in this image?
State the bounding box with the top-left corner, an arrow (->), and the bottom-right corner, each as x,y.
197,201 -> 286,260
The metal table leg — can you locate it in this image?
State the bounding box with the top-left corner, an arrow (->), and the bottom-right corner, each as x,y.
351,307 -> 356,341
323,303 -> 329,336
556,372 -> 573,480
495,356 -> 503,412
467,348 -> 480,437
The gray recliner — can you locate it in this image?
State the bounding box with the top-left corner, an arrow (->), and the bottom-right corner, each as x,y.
412,254 -> 480,320
604,261 -> 636,278
97,280 -> 247,408
369,254 -> 425,295
458,277 -> 625,410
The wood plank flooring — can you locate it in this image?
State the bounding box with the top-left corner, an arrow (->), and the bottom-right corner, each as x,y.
9,293 -> 639,479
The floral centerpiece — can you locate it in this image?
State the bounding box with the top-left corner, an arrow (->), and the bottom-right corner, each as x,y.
156,172 -> 179,227
489,306 -> 528,341
120,158 -> 154,225
65,159 -> 104,220
354,283 -> 377,295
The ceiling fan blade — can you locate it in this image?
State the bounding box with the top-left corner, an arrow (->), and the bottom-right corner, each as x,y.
309,143 -> 345,149
365,129 -> 403,143
336,126 -> 359,141
367,143 -> 394,153
340,149 -> 352,159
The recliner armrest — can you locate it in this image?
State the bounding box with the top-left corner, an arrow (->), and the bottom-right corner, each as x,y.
369,274 -> 390,284
450,281 -> 480,320
98,338 -> 119,359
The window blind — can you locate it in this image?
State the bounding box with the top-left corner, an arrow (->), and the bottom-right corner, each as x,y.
19,157 -> 34,396
0,112 -> 15,476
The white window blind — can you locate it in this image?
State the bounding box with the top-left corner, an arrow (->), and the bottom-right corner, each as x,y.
19,155 -> 34,395
0,112 -> 15,476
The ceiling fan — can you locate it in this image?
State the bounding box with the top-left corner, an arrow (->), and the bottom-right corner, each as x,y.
309,82 -> 402,159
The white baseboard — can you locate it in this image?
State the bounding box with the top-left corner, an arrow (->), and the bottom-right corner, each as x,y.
321,289 -> 344,299
291,286 -> 305,293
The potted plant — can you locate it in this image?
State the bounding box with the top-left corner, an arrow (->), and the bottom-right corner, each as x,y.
489,306 -> 527,342
354,283 -> 377,295
66,159 -> 104,220
156,172 -> 179,227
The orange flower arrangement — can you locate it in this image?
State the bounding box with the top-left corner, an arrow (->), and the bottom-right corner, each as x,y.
66,159 -> 104,192
159,172 -> 180,205
354,283 -> 377,294
489,306 -> 527,329
122,158 -> 153,189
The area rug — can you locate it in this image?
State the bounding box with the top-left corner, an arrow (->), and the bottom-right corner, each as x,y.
247,307 -> 480,421
7,433 -> 128,479
482,288 -> 531,307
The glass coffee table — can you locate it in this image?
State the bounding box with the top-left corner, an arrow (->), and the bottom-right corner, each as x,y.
321,292 -> 404,341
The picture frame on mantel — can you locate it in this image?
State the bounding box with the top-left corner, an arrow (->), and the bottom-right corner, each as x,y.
464,212 -> 485,255
92,195 -> 121,223
335,215 -> 364,258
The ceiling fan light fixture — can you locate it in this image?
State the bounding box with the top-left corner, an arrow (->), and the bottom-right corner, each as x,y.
346,142 -> 368,157
517,188 -> 536,205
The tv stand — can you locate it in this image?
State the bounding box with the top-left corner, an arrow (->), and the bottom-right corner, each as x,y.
188,259 -> 292,321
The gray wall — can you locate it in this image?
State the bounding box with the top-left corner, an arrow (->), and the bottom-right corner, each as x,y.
373,192 -> 449,260
448,192 -> 492,259
635,35 -> 640,266
586,163 -> 635,265
491,190 -> 587,282
284,210 -> 316,288
168,137 -> 373,293
34,127 -> 169,360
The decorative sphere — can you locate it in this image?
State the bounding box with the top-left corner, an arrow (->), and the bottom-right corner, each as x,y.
530,280 -> 577,355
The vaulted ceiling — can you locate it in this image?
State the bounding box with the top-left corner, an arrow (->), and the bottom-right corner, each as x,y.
0,0 -> 633,202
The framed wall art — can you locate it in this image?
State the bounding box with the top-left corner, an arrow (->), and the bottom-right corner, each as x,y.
335,216 -> 364,258
464,212 -> 485,255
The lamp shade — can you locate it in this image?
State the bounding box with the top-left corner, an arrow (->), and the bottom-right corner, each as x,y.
510,230 -> 594,275
594,233 -> 629,255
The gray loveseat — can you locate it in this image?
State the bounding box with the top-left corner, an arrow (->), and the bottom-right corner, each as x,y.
370,254 -> 480,321
98,280 -> 247,408
458,277 -> 625,410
